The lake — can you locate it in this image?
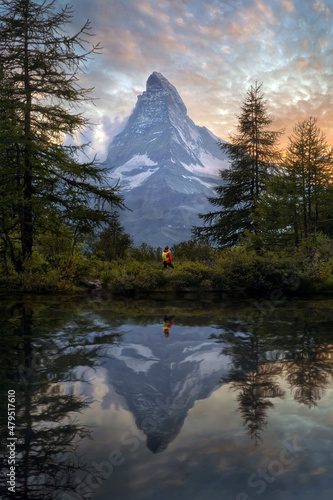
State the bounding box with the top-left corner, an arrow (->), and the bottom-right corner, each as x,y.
1,291 -> 333,500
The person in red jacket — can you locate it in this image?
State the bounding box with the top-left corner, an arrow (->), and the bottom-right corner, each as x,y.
162,246 -> 174,269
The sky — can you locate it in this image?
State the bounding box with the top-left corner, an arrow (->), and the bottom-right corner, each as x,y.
55,0 -> 333,160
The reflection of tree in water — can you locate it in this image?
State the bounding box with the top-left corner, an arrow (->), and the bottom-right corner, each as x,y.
270,305 -> 333,408
0,300 -> 121,500
212,302 -> 333,442
211,330 -> 285,444
286,349 -> 332,408
233,363 -> 284,444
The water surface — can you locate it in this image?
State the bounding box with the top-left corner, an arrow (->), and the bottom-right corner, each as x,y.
1,292 -> 333,500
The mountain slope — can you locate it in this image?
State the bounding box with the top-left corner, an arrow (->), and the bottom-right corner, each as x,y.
105,72 -> 229,246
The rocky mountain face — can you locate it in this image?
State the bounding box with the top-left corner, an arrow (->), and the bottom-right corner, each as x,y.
104,72 -> 229,246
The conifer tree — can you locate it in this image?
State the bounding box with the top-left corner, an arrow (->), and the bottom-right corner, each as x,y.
90,211 -> 133,261
283,117 -> 332,241
0,0 -> 124,272
257,117 -> 333,249
193,82 -> 283,246
0,63 -> 22,273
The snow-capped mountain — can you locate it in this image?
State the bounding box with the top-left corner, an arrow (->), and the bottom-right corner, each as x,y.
105,72 -> 229,246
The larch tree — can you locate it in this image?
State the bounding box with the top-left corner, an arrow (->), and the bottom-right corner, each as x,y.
193,82 -> 283,247
283,117 -> 333,241
257,117 -> 333,250
0,0 -> 124,272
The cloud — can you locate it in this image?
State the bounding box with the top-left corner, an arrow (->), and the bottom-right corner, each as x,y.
281,0 -> 294,12
313,0 -> 328,12
53,0 -> 333,154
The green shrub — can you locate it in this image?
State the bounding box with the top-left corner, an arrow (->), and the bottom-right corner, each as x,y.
171,239 -> 214,262
1,269 -> 72,293
128,243 -> 162,262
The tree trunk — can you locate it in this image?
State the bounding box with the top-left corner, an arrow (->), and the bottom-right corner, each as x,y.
20,6 -> 34,262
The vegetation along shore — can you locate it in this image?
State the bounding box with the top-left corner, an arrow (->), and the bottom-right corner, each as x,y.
2,239 -> 333,297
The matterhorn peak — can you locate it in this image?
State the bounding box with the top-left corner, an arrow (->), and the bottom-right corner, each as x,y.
146,71 -> 174,91
145,72 -> 187,115
105,72 -> 230,246
132,71 -> 187,127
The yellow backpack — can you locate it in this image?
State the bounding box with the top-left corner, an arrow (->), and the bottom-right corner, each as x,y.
162,251 -> 169,262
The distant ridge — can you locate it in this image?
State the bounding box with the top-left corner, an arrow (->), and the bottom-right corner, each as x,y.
104,72 -> 229,246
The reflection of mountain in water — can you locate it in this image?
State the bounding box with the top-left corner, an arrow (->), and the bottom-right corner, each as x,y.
103,325 -> 231,453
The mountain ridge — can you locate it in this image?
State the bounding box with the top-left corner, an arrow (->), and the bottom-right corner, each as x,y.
105,72 -> 229,246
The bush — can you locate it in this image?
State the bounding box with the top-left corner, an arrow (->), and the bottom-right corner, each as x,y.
171,239 -> 214,262
1,268 -> 72,293
0,251 -> 100,293
128,243 -> 162,262
209,248 -> 303,292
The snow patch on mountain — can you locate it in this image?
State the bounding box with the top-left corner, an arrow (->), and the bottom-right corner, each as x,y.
198,151 -> 229,176
115,154 -> 157,174
122,168 -> 159,190
113,154 -> 159,190
181,175 -> 215,189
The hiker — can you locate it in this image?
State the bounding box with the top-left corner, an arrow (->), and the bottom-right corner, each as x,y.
162,246 -> 174,269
